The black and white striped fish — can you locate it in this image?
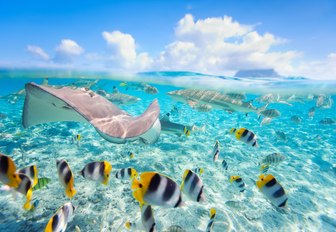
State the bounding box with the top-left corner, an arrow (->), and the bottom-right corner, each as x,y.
230,176 -> 245,192
181,169 -> 206,202
256,174 -> 287,208
230,128 -> 258,147
79,161 -> 112,185
222,160 -> 228,171
15,173 -> 34,210
260,153 -> 285,165
56,159 -> 76,199
18,165 -> 38,187
141,204 -> 156,232
45,202 -> 76,232
212,140 -> 220,162
131,172 -> 184,208
115,167 -> 138,180
205,208 -> 216,232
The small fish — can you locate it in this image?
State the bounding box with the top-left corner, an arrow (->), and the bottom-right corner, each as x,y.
115,167 -> 138,180
164,225 -> 186,232
131,172 -> 184,208
259,164 -> 270,174
56,159 -> 77,199
260,117 -> 273,126
79,161 -> 112,185
230,176 -> 245,192
212,140 -> 220,162
45,202 -> 76,232
193,168 -> 204,175
18,165 -> 38,187
259,109 -> 281,119
181,169 -> 206,202
15,173 -> 34,210
230,128 -> 258,147
222,160 -> 228,171
205,208 -> 216,232
275,131 -> 287,141
33,177 -> 51,191
308,107 -> 315,118
260,153 -> 285,165
0,153 -> 21,188
319,118 -> 335,125
183,126 -> 191,136
291,115 -> 302,124
256,174 -> 288,207
72,134 -> 81,146
141,204 -> 156,232
129,152 -> 135,159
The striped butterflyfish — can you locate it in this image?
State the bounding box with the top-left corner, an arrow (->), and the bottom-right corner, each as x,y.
222,159 -> 228,171
230,175 -> 246,192
115,167 -> 138,180
181,169 -> 206,202
79,161 -> 112,185
141,204 -> 156,232
0,153 -> 21,188
193,168 -> 204,175
56,159 -> 77,199
212,140 -> 220,162
18,164 -> 38,187
14,173 -> 34,210
131,172 -> 184,208
45,202 -> 75,232
205,208 -> 216,232
230,128 -> 258,147
256,174 -> 288,208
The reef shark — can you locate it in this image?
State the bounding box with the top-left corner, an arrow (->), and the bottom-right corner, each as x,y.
167,89 -> 266,114
22,83 -> 161,144
97,87 -> 140,105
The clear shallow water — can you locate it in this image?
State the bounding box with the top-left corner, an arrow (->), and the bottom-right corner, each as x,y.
0,71 -> 335,232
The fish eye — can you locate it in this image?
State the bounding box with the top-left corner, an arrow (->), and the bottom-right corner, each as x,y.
139,184 -> 143,188
107,174 -> 109,177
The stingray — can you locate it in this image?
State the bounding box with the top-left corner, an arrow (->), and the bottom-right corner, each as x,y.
22,82 -> 161,144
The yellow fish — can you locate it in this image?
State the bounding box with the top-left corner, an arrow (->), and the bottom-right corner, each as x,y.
0,153 -> 21,188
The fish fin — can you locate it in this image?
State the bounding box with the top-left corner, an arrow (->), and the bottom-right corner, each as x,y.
161,114 -> 170,122
102,177 -> 109,185
257,103 -> 269,114
199,168 -> 204,175
33,166 -> 38,187
66,186 -> 77,199
45,217 -> 54,232
23,188 -> 33,210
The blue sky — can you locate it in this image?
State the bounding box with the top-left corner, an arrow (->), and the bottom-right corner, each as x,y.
0,0 -> 335,79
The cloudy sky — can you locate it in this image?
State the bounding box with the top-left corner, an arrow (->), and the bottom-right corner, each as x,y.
0,0 -> 335,79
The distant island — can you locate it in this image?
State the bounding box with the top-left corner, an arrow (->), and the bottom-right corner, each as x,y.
234,69 -> 281,77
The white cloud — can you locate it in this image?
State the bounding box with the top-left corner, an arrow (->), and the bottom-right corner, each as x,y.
54,39 -> 84,63
26,45 -> 50,60
102,30 -> 152,70
155,14 -> 299,76
296,53 -> 336,80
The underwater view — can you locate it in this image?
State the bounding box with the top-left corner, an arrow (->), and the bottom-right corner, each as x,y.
0,71 -> 335,232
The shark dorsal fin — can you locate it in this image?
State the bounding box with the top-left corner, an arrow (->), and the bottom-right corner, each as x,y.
161,113 -> 170,121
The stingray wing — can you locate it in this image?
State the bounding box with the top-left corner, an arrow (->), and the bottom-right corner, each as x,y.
22,82 -> 161,144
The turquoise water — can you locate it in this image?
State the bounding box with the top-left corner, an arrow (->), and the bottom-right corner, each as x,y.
0,71 -> 336,232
